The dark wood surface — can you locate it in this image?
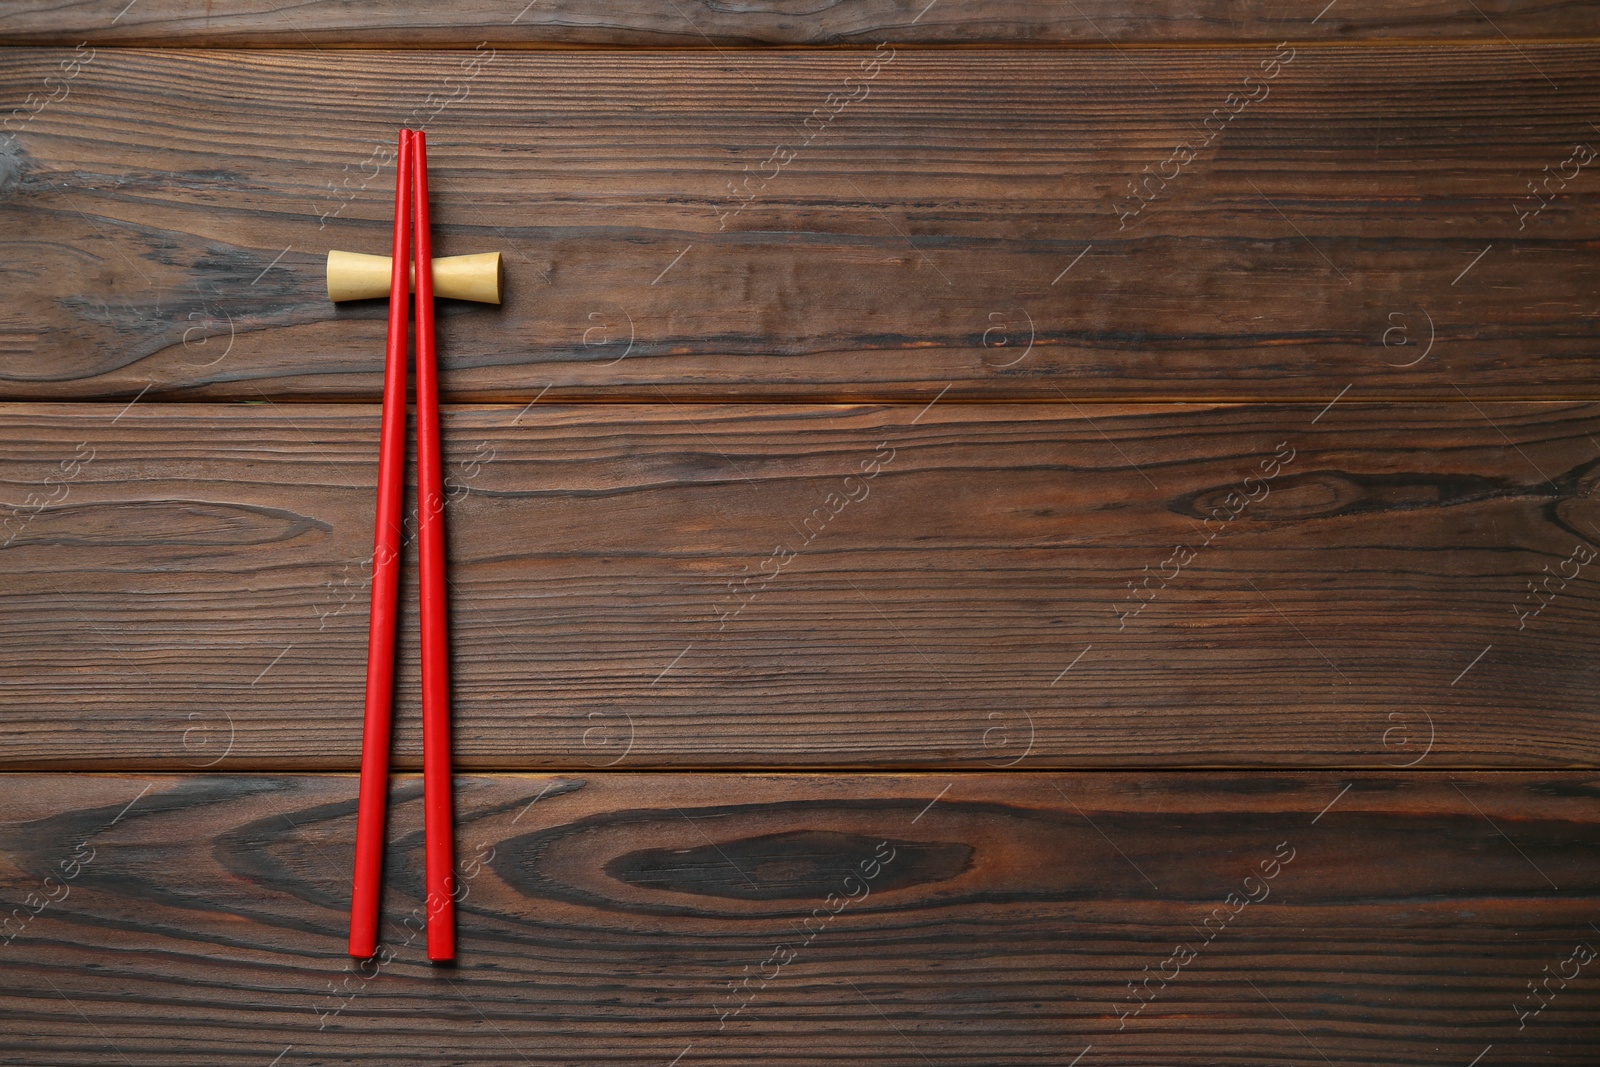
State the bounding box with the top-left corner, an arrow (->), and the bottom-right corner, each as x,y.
3,771 -> 1596,1065
2,46 -> 1597,402
3,0 -> 1596,46
4,400 -> 1598,770
4,13 -> 1599,1064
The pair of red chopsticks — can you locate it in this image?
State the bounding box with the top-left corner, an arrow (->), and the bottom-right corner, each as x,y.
350,129 -> 456,962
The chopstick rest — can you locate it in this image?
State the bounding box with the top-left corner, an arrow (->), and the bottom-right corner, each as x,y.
326,250 -> 502,304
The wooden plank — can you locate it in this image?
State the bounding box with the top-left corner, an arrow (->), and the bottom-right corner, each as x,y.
0,0 -> 1594,46
1,46 -> 1597,402
1,771 -> 1595,1064
3,400 -> 1598,770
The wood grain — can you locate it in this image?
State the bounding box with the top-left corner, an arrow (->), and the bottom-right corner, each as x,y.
4,400 -> 1598,770
5,5 -> 1598,1063
1,771 -> 1595,1065
2,0 -> 1595,47
2,46 -> 1597,402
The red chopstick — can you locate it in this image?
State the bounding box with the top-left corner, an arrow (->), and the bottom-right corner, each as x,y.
411,130 -> 456,962
350,129 -> 412,960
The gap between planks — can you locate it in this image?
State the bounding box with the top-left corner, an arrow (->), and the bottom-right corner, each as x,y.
0,767 -> 1587,777
6,37 -> 1600,51
14,396 -> 1600,408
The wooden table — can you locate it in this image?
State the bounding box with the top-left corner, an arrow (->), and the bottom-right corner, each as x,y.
1,3 -> 1596,1063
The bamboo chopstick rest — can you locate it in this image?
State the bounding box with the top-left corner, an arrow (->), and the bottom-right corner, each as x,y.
326,249 -> 502,303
